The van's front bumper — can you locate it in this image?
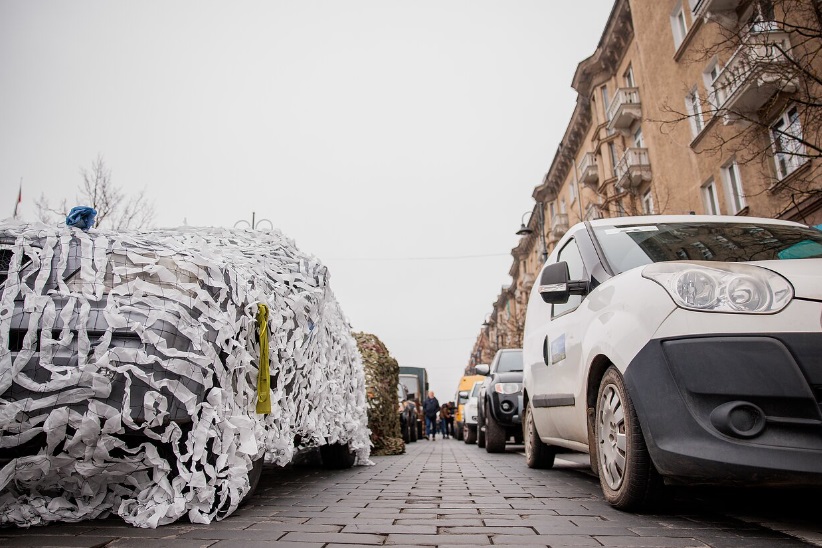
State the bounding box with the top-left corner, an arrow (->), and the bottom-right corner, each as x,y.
624,330 -> 822,486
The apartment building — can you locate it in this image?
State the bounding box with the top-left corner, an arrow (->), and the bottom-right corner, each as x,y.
470,0 -> 821,366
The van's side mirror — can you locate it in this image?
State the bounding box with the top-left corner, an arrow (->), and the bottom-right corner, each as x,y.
539,261 -> 589,304
458,390 -> 469,398
475,364 -> 490,376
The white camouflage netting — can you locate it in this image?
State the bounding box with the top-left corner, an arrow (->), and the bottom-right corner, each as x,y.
0,221 -> 370,528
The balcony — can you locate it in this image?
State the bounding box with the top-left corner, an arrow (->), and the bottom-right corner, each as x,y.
550,213 -> 569,239
578,152 -> 599,187
615,148 -> 652,192
713,31 -> 796,121
692,0 -> 742,24
606,88 -> 642,132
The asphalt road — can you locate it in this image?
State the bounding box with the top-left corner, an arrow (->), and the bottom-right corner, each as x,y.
1,437 -> 820,547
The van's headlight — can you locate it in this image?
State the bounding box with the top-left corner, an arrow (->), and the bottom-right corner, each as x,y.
642,262 -> 793,314
494,383 -> 522,394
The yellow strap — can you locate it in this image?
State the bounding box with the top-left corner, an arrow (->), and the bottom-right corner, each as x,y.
255,303 -> 271,414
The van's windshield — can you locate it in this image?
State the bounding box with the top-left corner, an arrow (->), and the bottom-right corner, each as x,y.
592,222 -> 822,275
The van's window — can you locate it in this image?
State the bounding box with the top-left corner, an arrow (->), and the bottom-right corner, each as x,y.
553,239 -> 586,316
471,383 -> 482,397
495,350 -> 523,373
593,222 -> 822,275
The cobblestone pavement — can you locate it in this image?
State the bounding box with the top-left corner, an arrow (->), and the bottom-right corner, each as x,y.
2,438 -> 821,547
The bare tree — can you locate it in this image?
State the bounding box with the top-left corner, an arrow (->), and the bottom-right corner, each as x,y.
659,0 -> 822,219
35,155 -> 155,229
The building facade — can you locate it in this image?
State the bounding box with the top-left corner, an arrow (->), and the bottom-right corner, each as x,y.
470,0 -> 821,366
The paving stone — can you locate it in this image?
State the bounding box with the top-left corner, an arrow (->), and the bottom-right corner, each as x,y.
279,531 -> 385,544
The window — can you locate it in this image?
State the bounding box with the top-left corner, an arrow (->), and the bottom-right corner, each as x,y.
624,65 -> 635,88
702,179 -> 721,215
549,201 -> 556,220
608,142 -> 619,174
560,197 -> 567,215
633,127 -> 644,148
569,180 -> 577,204
771,105 -> 806,180
553,239 -> 586,316
722,162 -> 746,214
749,0 -> 776,32
642,190 -> 655,214
685,88 -> 704,137
601,86 -> 610,120
671,3 -> 688,49
704,61 -> 726,108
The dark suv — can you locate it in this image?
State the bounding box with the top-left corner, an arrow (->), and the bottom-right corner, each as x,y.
476,349 -> 523,453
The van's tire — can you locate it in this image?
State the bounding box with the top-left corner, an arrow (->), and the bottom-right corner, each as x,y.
463,424 -> 477,444
320,442 -> 356,470
239,457 -> 264,507
595,366 -> 664,510
485,404 -> 506,453
524,402 -> 555,469
456,423 -> 464,441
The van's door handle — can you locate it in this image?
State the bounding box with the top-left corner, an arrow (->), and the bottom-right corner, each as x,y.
543,335 -> 550,366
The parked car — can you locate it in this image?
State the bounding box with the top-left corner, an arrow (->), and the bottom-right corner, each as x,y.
462,380 -> 483,444
0,222 -> 370,527
522,215 -> 822,510
476,349 -> 524,452
454,373 -> 485,440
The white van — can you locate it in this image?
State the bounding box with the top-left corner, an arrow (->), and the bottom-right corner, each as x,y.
522,215 -> 822,510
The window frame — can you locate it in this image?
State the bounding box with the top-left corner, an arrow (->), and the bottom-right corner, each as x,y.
722,161 -> 746,214
702,178 -> 721,215
771,105 -> 806,180
671,2 -> 689,49
686,87 -> 704,137
642,189 -> 655,215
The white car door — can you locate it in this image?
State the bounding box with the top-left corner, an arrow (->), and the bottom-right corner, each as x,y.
528,237 -> 591,446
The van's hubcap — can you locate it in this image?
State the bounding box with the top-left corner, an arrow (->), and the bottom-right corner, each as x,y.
598,384 -> 627,490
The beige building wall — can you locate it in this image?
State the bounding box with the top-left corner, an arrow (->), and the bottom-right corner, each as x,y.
469,0 -> 822,368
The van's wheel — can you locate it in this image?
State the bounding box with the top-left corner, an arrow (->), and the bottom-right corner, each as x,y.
320,442 -> 356,469
463,424 -> 477,444
596,366 -> 663,510
456,423 -> 464,441
484,404 -> 506,453
523,401 -> 555,468
239,457 -> 264,507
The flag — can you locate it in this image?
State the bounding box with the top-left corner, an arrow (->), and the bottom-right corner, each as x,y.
12,180 -> 21,219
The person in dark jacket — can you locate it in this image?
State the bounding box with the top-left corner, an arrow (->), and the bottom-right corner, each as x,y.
423,391 -> 440,440
439,402 -> 452,439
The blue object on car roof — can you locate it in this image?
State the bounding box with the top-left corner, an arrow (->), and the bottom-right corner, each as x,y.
66,206 -> 98,230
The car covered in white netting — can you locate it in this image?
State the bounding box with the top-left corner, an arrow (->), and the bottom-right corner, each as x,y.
0,221 -> 370,528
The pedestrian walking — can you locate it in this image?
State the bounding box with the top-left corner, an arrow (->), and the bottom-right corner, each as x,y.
423,390 -> 440,440
439,402 -> 452,439
446,401 -> 456,438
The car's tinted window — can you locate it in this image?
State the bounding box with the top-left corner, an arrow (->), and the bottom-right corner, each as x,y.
495,350 -> 523,373
553,238 -> 585,316
593,222 -> 822,274
471,382 -> 482,397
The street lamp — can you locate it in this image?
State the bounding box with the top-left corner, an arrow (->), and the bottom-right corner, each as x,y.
515,204 -> 549,263
234,211 -> 273,230
516,211 -> 533,236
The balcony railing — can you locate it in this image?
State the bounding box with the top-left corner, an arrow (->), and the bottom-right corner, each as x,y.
713,31 -> 796,121
550,213 -> 569,239
615,148 -> 652,192
606,87 -> 642,132
578,152 -> 599,187
692,0 -> 742,22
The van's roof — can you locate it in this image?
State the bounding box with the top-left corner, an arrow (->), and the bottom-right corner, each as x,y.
587,215 -> 804,228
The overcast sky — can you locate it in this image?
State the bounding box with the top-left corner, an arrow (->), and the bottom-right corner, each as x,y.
1,1 -> 613,400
